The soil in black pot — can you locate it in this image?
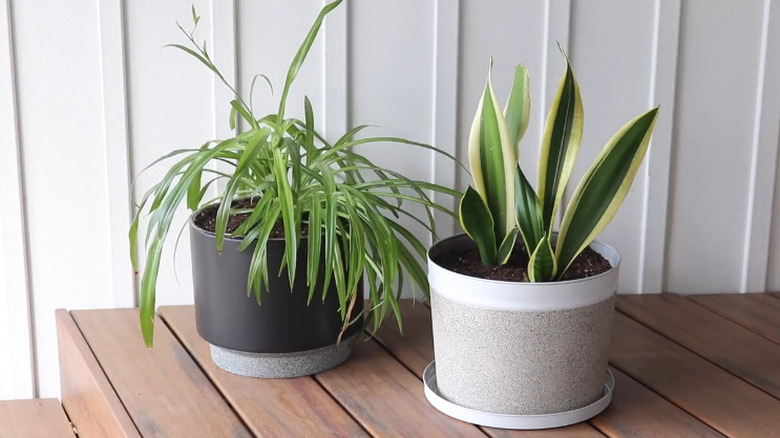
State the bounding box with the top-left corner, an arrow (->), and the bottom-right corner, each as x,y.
193,198 -> 306,238
434,244 -> 611,282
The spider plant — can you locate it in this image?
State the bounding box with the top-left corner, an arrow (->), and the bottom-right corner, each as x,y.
460,49 -> 658,282
130,0 -> 459,347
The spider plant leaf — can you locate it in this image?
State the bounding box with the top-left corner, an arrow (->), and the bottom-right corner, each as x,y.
191,6 -> 200,26
319,162 -> 337,294
459,186 -> 497,266
556,107 -> 659,277
515,164 -> 543,255
496,227 -> 519,265
303,96 -> 315,160
278,0 -> 343,121
468,63 -> 517,244
272,147 -> 297,284
538,50 -> 583,233
306,190 -> 322,302
504,64 -> 531,155
186,169 -> 202,211
528,234 -> 557,282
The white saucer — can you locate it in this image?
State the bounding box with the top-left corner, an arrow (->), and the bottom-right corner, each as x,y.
423,361 -> 614,430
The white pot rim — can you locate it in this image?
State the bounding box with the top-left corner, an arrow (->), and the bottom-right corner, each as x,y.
427,234 -> 620,312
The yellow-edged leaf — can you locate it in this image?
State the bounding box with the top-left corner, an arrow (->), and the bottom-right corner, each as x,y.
528,234 -> 557,282
505,65 -> 531,156
556,107 -> 659,277
538,50 -> 583,233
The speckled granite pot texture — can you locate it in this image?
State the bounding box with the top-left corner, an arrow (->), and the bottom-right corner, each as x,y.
429,234 -> 619,415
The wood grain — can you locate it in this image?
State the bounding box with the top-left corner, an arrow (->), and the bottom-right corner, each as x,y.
611,312 -> 780,437
56,309 -> 140,438
316,337 -> 487,437
690,293 -> 780,344
71,308 -> 252,437
159,305 -> 369,438
591,368 -> 724,438
0,399 -> 74,438
371,301 -> 606,438
618,294 -> 780,397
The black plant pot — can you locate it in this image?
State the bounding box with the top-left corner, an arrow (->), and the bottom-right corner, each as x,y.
189,206 -> 363,378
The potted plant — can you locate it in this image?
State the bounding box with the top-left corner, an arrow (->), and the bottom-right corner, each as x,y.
130,0 -> 458,378
424,50 -> 658,429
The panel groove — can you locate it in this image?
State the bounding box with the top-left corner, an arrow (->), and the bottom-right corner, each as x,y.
98,0 -> 135,308
741,0 -> 780,292
639,0 -> 681,293
0,0 -> 35,399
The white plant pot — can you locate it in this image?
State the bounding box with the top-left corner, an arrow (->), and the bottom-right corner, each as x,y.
425,234 -> 619,429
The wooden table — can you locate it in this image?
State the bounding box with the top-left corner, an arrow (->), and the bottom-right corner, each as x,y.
57,293 -> 780,437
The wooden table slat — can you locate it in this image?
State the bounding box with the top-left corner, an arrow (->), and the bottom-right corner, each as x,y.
611,311 -> 780,437
71,309 -> 252,437
617,294 -> 780,398
316,336 -> 488,437
159,305 -> 370,438
0,399 -> 74,438
57,294 -> 780,438
690,293 -> 780,345
56,309 -> 140,438
591,368 -> 725,438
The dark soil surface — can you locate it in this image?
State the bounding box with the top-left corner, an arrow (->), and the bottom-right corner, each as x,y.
193,198 -> 300,238
434,244 -> 612,282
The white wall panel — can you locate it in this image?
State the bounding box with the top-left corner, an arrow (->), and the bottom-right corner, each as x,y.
743,0 -> 780,293
0,0 -> 33,400
666,0 -> 765,293
458,0 -> 548,191
11,0 -> 113,397
125,1 -> 214,308
568,0 -> 656,293
769,135 -> 780,291
349,0 -> 436,287
237,0 -> 324,124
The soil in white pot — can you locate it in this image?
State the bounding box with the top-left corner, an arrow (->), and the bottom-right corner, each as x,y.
434,244 -> 612,282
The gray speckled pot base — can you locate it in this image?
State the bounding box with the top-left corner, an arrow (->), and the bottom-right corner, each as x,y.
210,333 -> 359,378
431,292 -> 615,415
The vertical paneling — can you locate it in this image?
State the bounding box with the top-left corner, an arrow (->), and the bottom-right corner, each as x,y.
431,0 -> 460,238
125,1 -> 214,308
99,0 -> 135,308
0,0 -> 33,400
237,0 -> 324,124
743,0 -> 780,293
349,0 -> 436,300
569,0 -> 656,293
323,0 -> 349,142
638,0 -> 681,293
12,0 -> 114,397
458,0 -> 547,190
211,0 -> 237,142
666,0 -> 765,293
764,3 -> 780,292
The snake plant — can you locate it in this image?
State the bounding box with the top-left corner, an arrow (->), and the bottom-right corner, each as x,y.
130,0 -> 459,346
460,49 -> 658,282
